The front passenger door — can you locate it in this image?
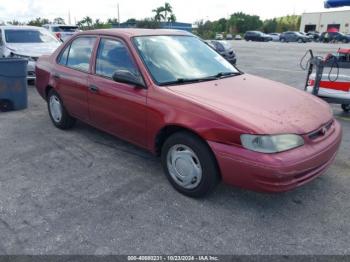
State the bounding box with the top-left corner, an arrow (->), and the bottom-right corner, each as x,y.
88,37 -> 148,148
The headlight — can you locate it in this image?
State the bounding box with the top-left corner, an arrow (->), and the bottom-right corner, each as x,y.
241,134 -> 304,154
10,53 -> 36,61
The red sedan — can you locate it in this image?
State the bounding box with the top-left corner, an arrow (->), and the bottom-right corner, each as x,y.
35,29 -> 342,197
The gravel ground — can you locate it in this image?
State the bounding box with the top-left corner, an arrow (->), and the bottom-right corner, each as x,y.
0,41 -> 349,255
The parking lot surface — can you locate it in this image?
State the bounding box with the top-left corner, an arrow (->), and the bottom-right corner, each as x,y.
0,41 -> 349,255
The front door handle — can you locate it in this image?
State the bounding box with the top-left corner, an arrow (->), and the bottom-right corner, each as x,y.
53,73 -> 61,79
89,85 -> 99,93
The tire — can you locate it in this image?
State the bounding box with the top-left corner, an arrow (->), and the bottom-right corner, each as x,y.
341,104 -> 350,112
342,39 -> 349,43
280,38 -> 286,43
47,89 -> 76,129
161,131 -> 220,198
297,38 -> 303,43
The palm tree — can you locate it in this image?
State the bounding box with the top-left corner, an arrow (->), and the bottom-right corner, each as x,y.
152,7 -> 165,22
163,2 -> 173,22
83,16 -> 93,29
168,14 -> 176,23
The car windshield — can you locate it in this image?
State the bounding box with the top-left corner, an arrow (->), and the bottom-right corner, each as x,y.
4,29 -> 59,43
133,35 -> 239,85
53,26 -> 79,32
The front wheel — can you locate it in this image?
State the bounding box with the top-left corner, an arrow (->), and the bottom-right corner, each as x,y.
161,132 -> 220,198
342,104 -> 350,112
47,89 -> 76,129
297,38 -> 303,43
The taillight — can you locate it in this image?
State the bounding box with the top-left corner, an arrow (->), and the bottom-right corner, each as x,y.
308,79 -> 315,86
55,32 -> 62,40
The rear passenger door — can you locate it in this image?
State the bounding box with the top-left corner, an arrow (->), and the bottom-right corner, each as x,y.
88,37 -> 148,148
54,36 -> 97,122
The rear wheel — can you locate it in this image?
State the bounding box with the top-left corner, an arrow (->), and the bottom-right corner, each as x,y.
47,89 -> 76,129
342,104 -> 350,112
280,38 -> 286,43
161,132 -> 220,198
342,39 -> 349,43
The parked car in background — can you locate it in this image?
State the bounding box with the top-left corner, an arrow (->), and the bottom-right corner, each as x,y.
299,32 -> 314,41
206,40 -> 237,65
215,33 -> 224,40
306,31 -> 320,42
280,31 -> 311,43
244,31 -> 272,42
234,34 -> 242,40
268,33 -> 280,41
226,34 -> 233,40
43,24 -> 79,42
35,29 -> 341,197
0,25 -> 61,80
319,32 -> 350,43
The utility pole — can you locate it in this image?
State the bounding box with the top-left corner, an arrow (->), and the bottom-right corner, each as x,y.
68,10 -> 71,25
117,3 -> 120,24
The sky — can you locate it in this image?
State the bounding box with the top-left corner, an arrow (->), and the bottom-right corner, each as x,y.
1,0 -> 350,24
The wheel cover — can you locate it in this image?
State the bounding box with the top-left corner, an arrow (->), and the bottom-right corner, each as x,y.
167,144 -> 203,190
49,95 -> 63,123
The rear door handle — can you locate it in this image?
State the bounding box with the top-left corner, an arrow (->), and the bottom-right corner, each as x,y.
89,85 -> 99,93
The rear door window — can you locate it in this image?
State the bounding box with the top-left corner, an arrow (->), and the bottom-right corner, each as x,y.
66,37 -> 96,72
58,45 -> 70,65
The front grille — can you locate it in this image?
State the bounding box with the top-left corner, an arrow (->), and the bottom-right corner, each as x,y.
308,120 -> 333,140
27,71 -> 36,77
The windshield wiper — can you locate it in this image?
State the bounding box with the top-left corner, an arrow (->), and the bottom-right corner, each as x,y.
159,72 -> 242,86
214,72 -> 242,78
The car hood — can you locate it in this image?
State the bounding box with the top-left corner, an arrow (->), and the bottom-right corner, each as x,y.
6,42 -> 61,57
166,74 -> 332,135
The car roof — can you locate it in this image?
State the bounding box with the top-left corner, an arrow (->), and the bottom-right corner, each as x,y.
76,28 -> 192,38
44,24 -> 78,27
0,25 -> 44,30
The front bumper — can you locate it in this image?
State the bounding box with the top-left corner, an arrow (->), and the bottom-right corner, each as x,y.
27,61 -> 36,80
209,120 -> 342,193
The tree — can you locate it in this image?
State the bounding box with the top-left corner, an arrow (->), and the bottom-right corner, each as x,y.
7,20 -> 24,25
77,16 -> 93,30
152,7 -> 165,22
53,17 -> 65,24
107,18 -> 119,26
136,18 -> 160,29
27,17 -> 50,27
152,2 -> 175,22
262,18 -> 277,33
163,2 -> 173,22
228,12 -> 262,34
168,14 -> 176,23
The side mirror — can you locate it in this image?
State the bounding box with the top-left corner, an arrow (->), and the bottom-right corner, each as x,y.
112,70 -> 146,89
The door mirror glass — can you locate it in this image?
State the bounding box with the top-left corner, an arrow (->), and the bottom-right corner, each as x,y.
112,70 -> 145,88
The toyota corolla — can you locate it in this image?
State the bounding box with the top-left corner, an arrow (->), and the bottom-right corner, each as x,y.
35,29 -> 342,197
